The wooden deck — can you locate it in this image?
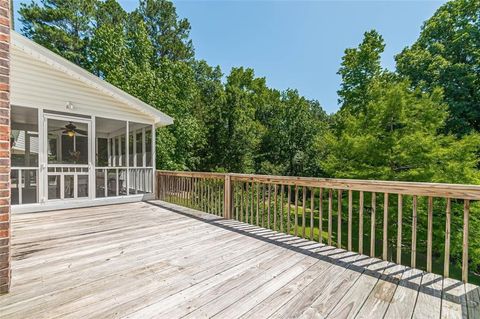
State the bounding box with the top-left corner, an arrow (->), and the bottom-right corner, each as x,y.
1,201 -> 479,318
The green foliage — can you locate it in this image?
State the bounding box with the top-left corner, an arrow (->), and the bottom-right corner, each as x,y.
19,0 -> 97,67
258,89 -> 328,177
337,30 -> 385,113
396,0 -> 480,135
138,0 -> 194,62
322,79 -> 480,183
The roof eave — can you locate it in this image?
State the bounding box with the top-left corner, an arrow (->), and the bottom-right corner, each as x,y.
11,31 -> 174,126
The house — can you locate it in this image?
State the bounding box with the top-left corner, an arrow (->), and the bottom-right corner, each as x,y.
0,3 -> 173,293
10,31 -> 173,212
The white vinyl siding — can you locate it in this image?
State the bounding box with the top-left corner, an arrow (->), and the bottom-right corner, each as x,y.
11,46 -> 154,124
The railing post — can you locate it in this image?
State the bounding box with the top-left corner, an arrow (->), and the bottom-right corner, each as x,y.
156,172 -> 161,200
224,174 -> 233,219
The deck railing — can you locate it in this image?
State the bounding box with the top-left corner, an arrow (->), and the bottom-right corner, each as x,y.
156,170 -> 480,283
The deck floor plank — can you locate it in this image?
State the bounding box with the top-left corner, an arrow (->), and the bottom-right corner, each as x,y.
383,267 -> 424,319
323,259 -> 389,319
0,200 -> 473,319
412,272 -> 443,319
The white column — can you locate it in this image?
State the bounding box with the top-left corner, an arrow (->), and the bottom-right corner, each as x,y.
118,136 -> 122,166
89,116 -> 96,199
38,108 -> 45,203
142,127 -> 146,167
107,138 -> 111,167
112,137 -> 116,167
126,121 -> 129,196
152,124 -> 156,195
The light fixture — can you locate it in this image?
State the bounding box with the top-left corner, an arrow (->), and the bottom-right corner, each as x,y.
66,101 -> 74,110
67,130 -> 75,137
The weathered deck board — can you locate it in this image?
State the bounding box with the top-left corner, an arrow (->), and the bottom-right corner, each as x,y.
384,268 -> 424,319
412,272 -> 443,319
0,200 -> 474,319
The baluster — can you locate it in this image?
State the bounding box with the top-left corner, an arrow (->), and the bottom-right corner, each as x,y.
267,184 -> 272,228
245,182 -> 249,223
274,184 -> 278,231
462,199 -> 470,283
195,177 -> 198,208
302,186 -> 306,238
189,177 -> 193,207
217,180 -> 220,215
250,181 -> 254,223
175,176 -> 179,204
212,180 -> 215,214
328,189 -> 333,246
240,183 -> 244,222
280,185 -> 284,233
358,191 -> 364,254
235,182 -> 239,220
444,198 -> 451,278
337,189 -> 342,248
319,188 -> 323,244
206,178 -> 210,212
183,177 -> 187,205
287,185 -> 291,235
177,177 -> 181,204
256,183 -> 260,226
383,193 -> 389,261
184,177 -> 187,206
348,190 -> 353,251
213,180 -> 217,215
411,195 -> 417,268
371,192 -> 376,257
294,185 -> 299,237
181,177 -> 185,205
397,194 -> 402,264
212,179 -> 216,214
262,184 -> 266,228
310,188 -> 314,241
189,177 -> 192,206
427,196 -> 433,272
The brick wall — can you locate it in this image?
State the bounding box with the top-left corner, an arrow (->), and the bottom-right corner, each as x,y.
0,0 -> 10,294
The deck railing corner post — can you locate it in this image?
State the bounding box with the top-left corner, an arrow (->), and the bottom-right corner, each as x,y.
224,174 -> 233,219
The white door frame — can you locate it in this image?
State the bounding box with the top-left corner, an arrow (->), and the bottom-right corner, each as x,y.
42,113 -> 93,202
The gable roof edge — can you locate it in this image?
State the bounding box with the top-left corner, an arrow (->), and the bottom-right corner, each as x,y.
11,31 -> 174,126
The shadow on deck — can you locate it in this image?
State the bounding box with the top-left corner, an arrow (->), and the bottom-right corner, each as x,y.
152,200 -> 480,319
1,200 -> 479,318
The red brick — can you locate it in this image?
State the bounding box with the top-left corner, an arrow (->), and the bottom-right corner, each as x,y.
0,0 -> 8,293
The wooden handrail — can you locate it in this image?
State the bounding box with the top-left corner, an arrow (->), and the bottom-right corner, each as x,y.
156,170 -> 479,283
227,173 -> 480,200
158,170 -> 480,199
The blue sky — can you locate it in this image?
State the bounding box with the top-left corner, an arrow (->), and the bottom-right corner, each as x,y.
13,0 -> 447,113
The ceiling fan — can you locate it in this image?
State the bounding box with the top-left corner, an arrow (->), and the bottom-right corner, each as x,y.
50,122 -> 87,137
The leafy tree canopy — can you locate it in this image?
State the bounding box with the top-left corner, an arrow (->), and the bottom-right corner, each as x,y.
396,0 -> 480,136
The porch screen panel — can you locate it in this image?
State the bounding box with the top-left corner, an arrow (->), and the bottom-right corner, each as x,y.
129,122 -> 153,195
11,105 -> 39,205
95,117 -> 127,198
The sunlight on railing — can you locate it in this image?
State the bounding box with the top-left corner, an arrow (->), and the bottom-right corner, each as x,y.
156,170 -> 480,284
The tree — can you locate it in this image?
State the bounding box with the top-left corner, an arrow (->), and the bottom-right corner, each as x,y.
337,30 -> 386,114
191,60 -> 226,171
396,0 -> 480,136
137,0 -> 194,62
218,67 -> 267,173
19,0 -> 97,68
321,79 -> 480,183
258,89 -> 328,177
